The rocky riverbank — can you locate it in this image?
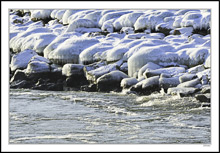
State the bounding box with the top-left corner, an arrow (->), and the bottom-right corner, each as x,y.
9,9 -> 211,104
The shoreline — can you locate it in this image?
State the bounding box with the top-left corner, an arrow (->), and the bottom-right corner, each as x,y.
9,9 -> 211,106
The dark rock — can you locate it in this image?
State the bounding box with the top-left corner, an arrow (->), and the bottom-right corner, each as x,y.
96,71 -> 128,92
81,84 -> 97,92
10,69 -> 27,83
201,103 -> 211,107
195,94 -> 211,102
201,86 -> 211,94
10,80 -> 34,89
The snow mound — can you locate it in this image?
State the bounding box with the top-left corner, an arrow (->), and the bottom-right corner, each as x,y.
98,10 -> 133,27
62,64 -> 84,77
10,27 -> 51,52
62,10 -> 84,24
48,37 -> 99,65
79,43 -> 113,64
65,18 -> 96,32
26,61 -> 50,74
121,77 -> 138,88
134,10 -> 174,31
10,49 -> 37,71
113,12 -> 144,30
30,10 -> 53,20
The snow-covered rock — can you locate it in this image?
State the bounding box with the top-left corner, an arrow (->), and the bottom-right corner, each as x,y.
65,18 -> 96,32
85,64 -> 118,83
26,61 -> 50,74
98,10 -> 132,27
121,77 -> 138,88
159,77 -> 180,89
204,55 -> 210,68
177,78 -> 201,88
29,55 -> 51,64
144,67 -> 186,78
79,43 -> 113,64
48,37 -> 99,65
30,10 -> 53,20
167,87 -> 199,96
179,73 -> 197,83
113,12 -> 144,30
187,64 -> 205,74
62,64 -> 84,77
138,62 -> 162,79
10,49 -> 37,71
196,69 -> 211,80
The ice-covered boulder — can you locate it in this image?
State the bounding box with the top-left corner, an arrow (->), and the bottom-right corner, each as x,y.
180,10 -> 210,30
26,61 -> 50,74
204,56 -> 210,68
120,27 -> 134,34
98,10 -> 132,27
144,67 -> 186,78
121,77 -> 138,88
130,76 -> 160,95
134,10 -> 174,31
138,62 -> 162,79
43,33 -> 77,59
85,64 -> 118,83
30,10 -> 53,20
187,64 -> 205,74
10,49 -> 37,71
127,45 -> 177,77
83,10 -> 102,25
62,10 -> 83,24
106,39 -> 144,62
51,10 -> 65,20
29,55 -> 51,64
196,69 -> 211,80
179,73 -> 197,83
48,37 -> 99,65
65,18 -> 96,32
113,12 -> 144,30
79,43 -> 113,64
159,77 -> 180,90
170,27 -> 193,36
167,87 -> 199,96
177,78 -> 201,88
10,27 -> 51,52
97,70 -> 129,92
62,64 -> 84,77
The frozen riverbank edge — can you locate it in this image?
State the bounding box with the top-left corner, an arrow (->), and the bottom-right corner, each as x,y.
9,9 -> 211,106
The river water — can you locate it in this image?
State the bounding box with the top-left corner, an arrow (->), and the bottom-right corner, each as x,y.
9,89 -> 211,144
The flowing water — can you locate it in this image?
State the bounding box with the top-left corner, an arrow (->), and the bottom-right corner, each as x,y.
9,89 -> 211,144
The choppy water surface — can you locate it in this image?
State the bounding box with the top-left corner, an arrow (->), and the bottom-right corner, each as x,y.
9,89 -> 210,144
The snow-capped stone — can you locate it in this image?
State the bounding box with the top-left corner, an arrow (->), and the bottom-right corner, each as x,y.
26,61 -> 50,74
62,64 -> 84,77
167,87 -> 199,96
97,70 -> 129,92
144,67 -> 185,78
113,12 -> 144,30
85,64 -> 118,83
177,78 -> 201,88
48,37 -> 99,65
98,10 -> 132,27
159,77 -> 180,90
121,77 -> 138,88
179,73 -> 197,83
138,62 -> 162,79
30,10 -> 53,20
29,55 -> 51,64
196,69 -> 211,80
65,18 -> 96,32
187,64 -> 205,74
204,55 -> 210,68
79,43 -> 113,64
142,76 -> 160,89
10,49 -> 37,71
